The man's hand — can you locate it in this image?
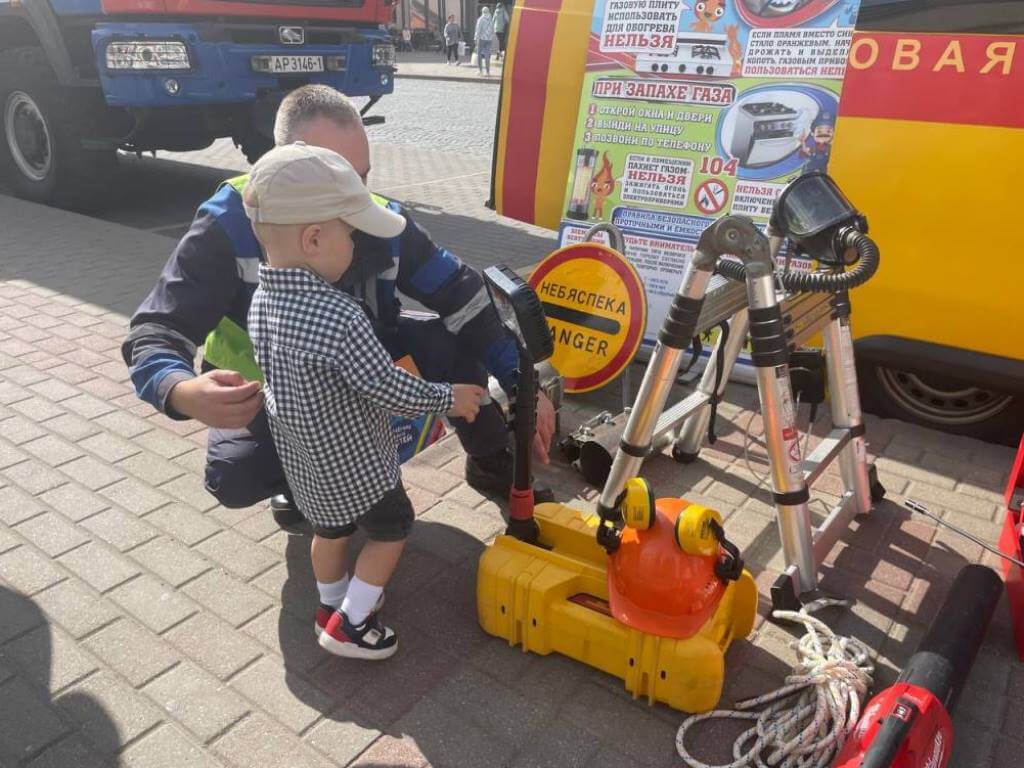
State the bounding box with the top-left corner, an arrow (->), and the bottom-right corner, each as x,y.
532,391 -> 555,465
448,384 -> 485,423
167,370 -> 263,429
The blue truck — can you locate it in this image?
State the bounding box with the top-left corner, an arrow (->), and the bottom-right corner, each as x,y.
0,0 -> 397,207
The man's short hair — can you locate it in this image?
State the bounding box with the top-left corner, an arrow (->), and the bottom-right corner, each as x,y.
274,85 -> 362,146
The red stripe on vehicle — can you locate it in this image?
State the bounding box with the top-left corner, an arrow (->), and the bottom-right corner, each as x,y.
840,32 -> 1024,130
501,0 -> 564,222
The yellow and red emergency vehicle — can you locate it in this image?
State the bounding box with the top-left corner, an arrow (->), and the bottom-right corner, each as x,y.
490,0 -> 1024,443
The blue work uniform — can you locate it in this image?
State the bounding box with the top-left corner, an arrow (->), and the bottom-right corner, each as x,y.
122,179 -> 518,508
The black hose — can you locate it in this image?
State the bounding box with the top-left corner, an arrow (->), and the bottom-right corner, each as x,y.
714,258 -> 751,284
714,231 -> 880,293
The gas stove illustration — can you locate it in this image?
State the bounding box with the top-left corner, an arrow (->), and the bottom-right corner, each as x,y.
728,101 -> 806,167
635,33 -> 730,77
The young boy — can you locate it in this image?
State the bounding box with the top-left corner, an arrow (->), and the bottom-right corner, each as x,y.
244,142 -> 484,659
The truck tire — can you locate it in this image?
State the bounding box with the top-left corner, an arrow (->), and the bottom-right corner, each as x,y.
858,360 -> 1024,445
0,47 -> 115,209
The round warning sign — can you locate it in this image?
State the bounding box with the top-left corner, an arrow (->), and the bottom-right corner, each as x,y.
529,243 -> 647,393
694,179 -> 729,214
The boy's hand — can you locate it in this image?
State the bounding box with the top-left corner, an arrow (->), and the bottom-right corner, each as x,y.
168,370 -> 263,428
448,384 -> 485,423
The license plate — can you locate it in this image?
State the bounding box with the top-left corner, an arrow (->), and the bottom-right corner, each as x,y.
261,55 -> 323,74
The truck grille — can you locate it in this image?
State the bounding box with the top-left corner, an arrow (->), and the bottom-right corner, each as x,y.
219,25 -> 368,45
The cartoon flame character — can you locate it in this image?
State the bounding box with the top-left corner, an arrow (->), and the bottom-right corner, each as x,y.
589,152 -> 615,219
691,0 -> 726,32
726,24 -> 743,76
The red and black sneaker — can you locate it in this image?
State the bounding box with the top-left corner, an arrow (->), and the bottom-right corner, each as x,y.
314,593 -> 385,639
319,609 -> 398,660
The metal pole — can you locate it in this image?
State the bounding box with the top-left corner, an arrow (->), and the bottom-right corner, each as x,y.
746,270 -> 817,593
821,297 -> 872,516
597,255 -> 714,512
620,365 -> 633,414
673,234 -> 782,460
672,308 -> 750,461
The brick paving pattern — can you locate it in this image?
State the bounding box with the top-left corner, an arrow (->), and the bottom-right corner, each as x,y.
1,155 -> 1021,768
157,136 -> 557,271
395,51 -> 504,84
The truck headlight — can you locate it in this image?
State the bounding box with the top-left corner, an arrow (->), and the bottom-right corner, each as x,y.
372,42 -> 396,68
106,41 -> 190,71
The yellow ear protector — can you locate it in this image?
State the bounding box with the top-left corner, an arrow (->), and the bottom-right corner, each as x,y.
673,505 -> 724,556
621,477 -> 656,530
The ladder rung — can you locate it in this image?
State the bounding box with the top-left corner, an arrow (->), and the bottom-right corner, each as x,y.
788,302 -> 836,348
801,428 -> 851,486
782,290 -> 823,321
812,491 -> 859,562
782,294 -> 831,331
780,291 -> 827,319
652,390 -> 712,442
696,280 -> 748,332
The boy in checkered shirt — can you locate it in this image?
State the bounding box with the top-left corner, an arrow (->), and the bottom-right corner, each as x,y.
244,143 -> 484,660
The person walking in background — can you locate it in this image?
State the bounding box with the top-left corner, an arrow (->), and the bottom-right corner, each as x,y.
474,6 -> 494,77
444,14 -> 461,65
493,2 -> 510,60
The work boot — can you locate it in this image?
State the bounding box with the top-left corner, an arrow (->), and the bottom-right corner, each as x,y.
270,493 -> 310,535
465,448 -> 554,503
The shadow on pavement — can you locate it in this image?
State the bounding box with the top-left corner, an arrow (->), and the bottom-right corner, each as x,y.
275,519 -> 496,765
272,513 -> 683,767
0,586 -> 121,766
94,155 -> 240,238
400,203 -> 557,274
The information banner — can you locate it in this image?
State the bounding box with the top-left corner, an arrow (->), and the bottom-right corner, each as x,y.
560,0 -> 861,346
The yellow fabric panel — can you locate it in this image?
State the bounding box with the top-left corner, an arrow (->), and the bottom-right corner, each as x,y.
533,0 -> 595,230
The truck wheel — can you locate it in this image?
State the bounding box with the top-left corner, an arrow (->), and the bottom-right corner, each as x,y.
858,360 -> 1024,445
0,47 -> 115,209
238,133 -> 275,165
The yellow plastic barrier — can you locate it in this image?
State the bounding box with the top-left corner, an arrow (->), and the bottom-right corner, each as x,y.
476,501 -> 757,712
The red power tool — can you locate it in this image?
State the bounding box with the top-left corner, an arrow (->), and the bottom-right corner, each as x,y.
833,564 -> 1003,768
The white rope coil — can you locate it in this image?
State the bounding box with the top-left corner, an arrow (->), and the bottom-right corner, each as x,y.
677,599 -> 874,768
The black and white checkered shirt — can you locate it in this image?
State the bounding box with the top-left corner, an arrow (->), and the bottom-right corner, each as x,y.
249,266 -> 454,528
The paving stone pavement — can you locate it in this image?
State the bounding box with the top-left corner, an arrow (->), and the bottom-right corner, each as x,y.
1,185 -> 1021,768
137,110 -> 550,262
395,51 -> 504,83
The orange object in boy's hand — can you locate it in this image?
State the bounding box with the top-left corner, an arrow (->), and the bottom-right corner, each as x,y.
448,384 -> 485,423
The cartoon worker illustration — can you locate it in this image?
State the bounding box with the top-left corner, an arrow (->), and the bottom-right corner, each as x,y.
691,0 -> 726,32
800,112 -> 835,174
590,152 -> 616,219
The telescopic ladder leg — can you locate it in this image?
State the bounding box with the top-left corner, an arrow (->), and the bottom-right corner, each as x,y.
821,291 -> 872,516
672,309 -> 751,463
745,269 -> 817,594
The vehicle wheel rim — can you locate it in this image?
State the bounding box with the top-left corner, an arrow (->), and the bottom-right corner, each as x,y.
4,91 -> 53,182
876,366 -> 1013,426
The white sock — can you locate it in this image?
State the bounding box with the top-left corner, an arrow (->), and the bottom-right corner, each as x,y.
341,576 -> 383,625
317,575 -> 349,608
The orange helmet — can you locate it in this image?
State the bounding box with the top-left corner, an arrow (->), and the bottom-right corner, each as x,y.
607,498 -> 729,639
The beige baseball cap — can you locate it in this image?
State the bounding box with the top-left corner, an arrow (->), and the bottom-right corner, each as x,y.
242,142 -> 406,239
